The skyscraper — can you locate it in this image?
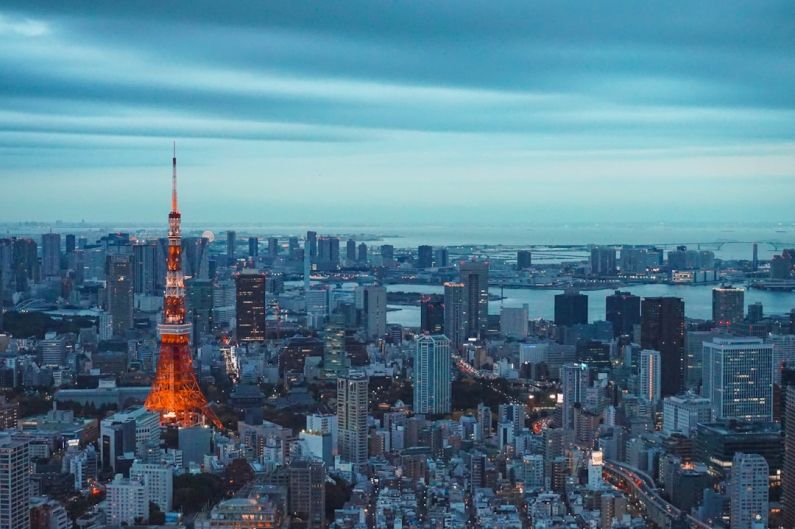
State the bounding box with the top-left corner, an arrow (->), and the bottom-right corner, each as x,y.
638,349 -> 661,404
702,337 -> 773,422
267,237 -> 279,259
590,246 -> 616,276
0,434 -> 30,529
729,453 -> 768,529
316,237 -> 340,271
561,363 -> 589,432
459,260 -> 489,339
185,278 -> 213,343
336,370 -> 368,468
357,242 -> 367,263
417,245 -> 433,268
554,288 -> 588,327
783,387 -> 795,528
288,459 -> 326,529
443,282 -> 466,349
226,230 -> 236,264
641,297 -> 685,397
355,285 -> 386,339
65,234 -> 76,255
41,232 -> 61,278
306,231 -> 318,263
248,236 -> 259,259
106,254 -> 134,337
712,285 -> 745,327
132,241 -> 158,295
235,270 -> 266,341
413,335 -> 452,415
605,290 -> 640,337
346,239 -> 356,262
516,250 -> 532,270
420,295 -> 444,334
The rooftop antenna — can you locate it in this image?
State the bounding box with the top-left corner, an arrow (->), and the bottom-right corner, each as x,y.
171,141 -> 178,213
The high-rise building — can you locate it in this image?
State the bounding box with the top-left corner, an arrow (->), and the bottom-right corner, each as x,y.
107,254 -> 134,337
641,297 -> 685,397
322,320 -> 348,378
185,279 -> 213,343
130,461 -> 173,512
346,239 -> 356,262
459,260 -> 489,339
517,250 -> 532,270
178,425 -> 212,469
380,244 -> 394,261
65,234 -> 76,255
306,231 -> 318,262
770,253 -> 792,279
288,459 -> 326,529
702,337 -> 773,422
783,387 -> 795,528
226,230 -> 236,264
316,237 -> 340,271
554,288 -> 588,327
132,242 -> 158,295
499,403 -> 525,437
435,247 -> 449,267
267,237 -> 279,259
729,452 -> 768,529
590,246 -> 616,276
235,270 -> 266,341
500,306 -> 529,339
712,286 -> 745,327
747,302 -> 764,323
357,242 -> 367,263
41,232 -> 61,277
0,434 -> 30,529
443,282 -> 466,349
355,285 -> 386,339
662,393 -> 712,437
336,370 -> 368,468
752,242 -> 759,271
561,363 -> 589,432
605,290 -> 640,337
413,335 -> 452,415
182,237 -> 210,280
638,349 -> 662,404
106,474 -> 148,526
420,295 -> 444,334
39,332 -> 66,367
417,245 -> 433,268
248,237 -> 258,259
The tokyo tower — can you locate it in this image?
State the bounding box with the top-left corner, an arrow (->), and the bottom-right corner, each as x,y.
145,145 -> 221,429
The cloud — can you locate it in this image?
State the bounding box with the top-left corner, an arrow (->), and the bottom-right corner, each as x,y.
0,13 -> 48,37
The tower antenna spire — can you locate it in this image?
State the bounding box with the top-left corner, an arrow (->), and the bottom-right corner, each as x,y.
171,141 -> 178,212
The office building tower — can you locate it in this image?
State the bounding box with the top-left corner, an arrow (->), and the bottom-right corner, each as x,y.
185,278 -> 213,343
477,402 -> 492,440
357,242 -> 367,263
181,237 -> 210,280
435,247 -> 449,267
130,461 -> 173,512
561,363 -> 589,432
783,388 -> 795,528
417,245 -> 433,268
178,425 -> 212,469
770,253 -> 792,279
380,244 -> 394,261
747,302 -> 764,323
499,403 -> 525,437
288,459 -> 326,529
65,234 -> 76,254
771,334 -> 795,385
322,320 -> 348,378
413,335 -> 452,415
306,231 -> 318,262
337,370 -> 368,468
590,246 -> 616,276
316,237 -> 340,271
107,474 -> 148,526
702,337 -> 773,422
355,285 -> 386,339
639,349 -> 662,404
517,250 -> 532,270
459,260 -> 489,339
500,306 -> 529,340
752,242 -> 759,271
288,236 -> 299,258
554,288 -> 588,327
265,237 -> 278,259
346,239 -> 356,262
443,282 -> 466,349
107,254 -> 134,337
235,270 -> 266,341
641,297 -> 685,397
248,237 -> 259,259
0,434 -> 29,529
729,453 -> 768,529
713,286 -> 745,327
420,295 -> 444,334
662,394 -> 712,437
132,242 -> 158,295
42,232 -> 61,277
226,230 -> 236,264
0,398 -> 19,430
39,332 -> 66,367
605,290 -> 640,337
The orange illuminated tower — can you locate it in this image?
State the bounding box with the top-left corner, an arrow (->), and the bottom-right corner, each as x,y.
145,145 -> 221,428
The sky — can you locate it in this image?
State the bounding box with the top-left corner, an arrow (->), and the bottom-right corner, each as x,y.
1,1 -> 794,224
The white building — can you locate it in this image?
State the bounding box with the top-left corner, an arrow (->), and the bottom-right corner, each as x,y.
501,306 -> 529,340
306,413 -> 337,449
561,363 -> 589,432
337,370 -> 369,469
702,337 -> 773,422
522,454 -> 544,489
770,333 -> 795,384
729,453 -> 768,529
100,406 -> 161,462
130,460 -> 173,512
662,393 -> 712,437
413,335 -> 452,415
639,349 -> 661,404
106,474 -> 148,526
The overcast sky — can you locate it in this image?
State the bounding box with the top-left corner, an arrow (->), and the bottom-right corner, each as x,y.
1,2 -> 794,223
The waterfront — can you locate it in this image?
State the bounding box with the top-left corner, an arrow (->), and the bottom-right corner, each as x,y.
385,282 -> 795,327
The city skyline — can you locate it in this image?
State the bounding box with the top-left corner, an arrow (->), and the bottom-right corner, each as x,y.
2,2 -> 794,222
